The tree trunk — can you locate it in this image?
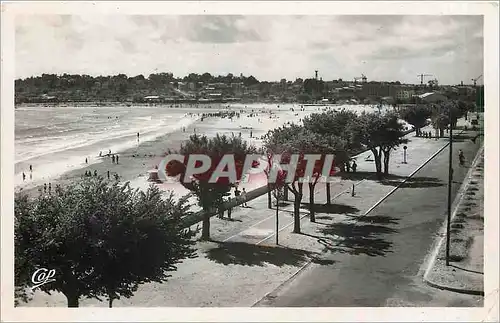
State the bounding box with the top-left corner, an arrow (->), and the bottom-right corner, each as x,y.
267,184 -> 272,209
293,196 -> 301,233
65,292 -> 79,308
201,210 -> 210,241
383,150 -> 390,175
326,182 -> 331,205
109,296 -> 114,308
308,183 -> 315,222
292,183 -> 303,234
372,149 -> 383,180
283,185 -> 289,201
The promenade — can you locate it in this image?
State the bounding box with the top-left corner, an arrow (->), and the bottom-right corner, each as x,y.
24,118 -> 483,307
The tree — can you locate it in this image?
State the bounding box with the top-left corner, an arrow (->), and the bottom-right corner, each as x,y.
264,125 -> 338,228
354,112 -> 408,179
303,109 -> 358,203
431,102 -> 460,137
165,133 -> 258,240
297,93 -> 312,103
15,178 -> 196,307
399,105 -> 432,137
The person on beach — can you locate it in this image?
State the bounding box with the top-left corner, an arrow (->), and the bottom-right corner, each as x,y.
94,170 -> 98,177
109,149 -> 112,155
85,158 -> 88,164
112,155 -> 116,164
250,131 -> 253,138
137,132 -> 140,141
241,188 -> 248,207
107,170 -> 110,179
352,160 -> 357,173
29,164 -> 32,173
99,151 -> 102,157
22,172 -> 26,181
48,183 -> 52,194
43,183 -> 47,193
116,155 -> 119,164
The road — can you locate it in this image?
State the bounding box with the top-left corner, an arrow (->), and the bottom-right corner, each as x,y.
257,131 -> 483,307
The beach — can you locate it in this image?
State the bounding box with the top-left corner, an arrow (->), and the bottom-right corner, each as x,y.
15,103 -> 394,203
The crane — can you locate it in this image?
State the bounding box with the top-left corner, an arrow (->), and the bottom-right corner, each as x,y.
354,74 -> 367,84
471,74 -> 482,86
417,74 -> 433,85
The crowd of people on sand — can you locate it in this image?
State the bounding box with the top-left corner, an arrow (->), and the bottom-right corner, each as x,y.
84,148 -> 122,181
19,165 -> 60,195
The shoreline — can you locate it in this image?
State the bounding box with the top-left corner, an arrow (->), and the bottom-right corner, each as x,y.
16,106 -> 306,199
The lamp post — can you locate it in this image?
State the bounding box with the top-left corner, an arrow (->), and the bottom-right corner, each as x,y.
403,145 -> 408,164
273,186 -> 284,245
445,108 -> 453,266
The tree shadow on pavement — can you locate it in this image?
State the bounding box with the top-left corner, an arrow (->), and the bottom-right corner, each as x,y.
205,241 -> 331,267
334,171 -> 378,181
356,215 -> 399,225
314,222 -> 398,257
301,203 -> 360,215
380,175 -> 445,188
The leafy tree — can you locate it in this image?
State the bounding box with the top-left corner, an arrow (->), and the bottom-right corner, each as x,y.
263,125 -> 338,227
431,101 -> 460,137
399,105 -> 432,137
165,134 -> 258,240
303,79 -> 325,98
15,178 -> 196,307
354,112 -> 408,179
297,93 -> 312,103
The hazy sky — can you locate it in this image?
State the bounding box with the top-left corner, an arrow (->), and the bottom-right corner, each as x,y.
15,15 -> 483,85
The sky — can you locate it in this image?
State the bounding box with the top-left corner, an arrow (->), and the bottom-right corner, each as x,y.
15,15 -> 484,85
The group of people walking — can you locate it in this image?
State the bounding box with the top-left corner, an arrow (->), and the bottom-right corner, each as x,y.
421,131 -> 433,138
84,169 -> 120,180
345,160 -> 358,173
217,187 -> 248,220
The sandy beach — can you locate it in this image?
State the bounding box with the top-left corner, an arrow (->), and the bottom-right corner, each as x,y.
16,103 -> 362,203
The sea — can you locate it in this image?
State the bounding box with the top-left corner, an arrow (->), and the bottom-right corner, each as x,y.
14,103 -> 394,189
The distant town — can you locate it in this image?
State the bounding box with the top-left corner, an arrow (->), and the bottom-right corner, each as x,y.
15,71 -> 484,107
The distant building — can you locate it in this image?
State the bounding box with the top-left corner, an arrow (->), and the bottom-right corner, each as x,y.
144,95 -> 161,103
396,89 -> 415,100
417,92 -> 447,103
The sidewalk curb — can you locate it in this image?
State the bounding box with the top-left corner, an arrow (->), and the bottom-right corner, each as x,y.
252,134 -> 462,307
422,143 -> 484,296
362,131 -> 464,217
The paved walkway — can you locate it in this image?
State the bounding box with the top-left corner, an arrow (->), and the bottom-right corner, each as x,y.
424,146 -> 484,295
24,119 -> 480,307
256,128 -> 483,307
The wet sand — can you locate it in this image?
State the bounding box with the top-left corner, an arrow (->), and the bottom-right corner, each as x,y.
18,107 -> 305,199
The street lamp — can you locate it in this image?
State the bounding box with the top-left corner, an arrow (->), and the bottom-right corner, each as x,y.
445,107 -> 453,266
273,186 -> 285,245
403,145 -> 408,164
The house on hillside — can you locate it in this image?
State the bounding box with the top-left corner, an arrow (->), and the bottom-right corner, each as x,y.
144,95 -> 162,103
417,92 -> 447,103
